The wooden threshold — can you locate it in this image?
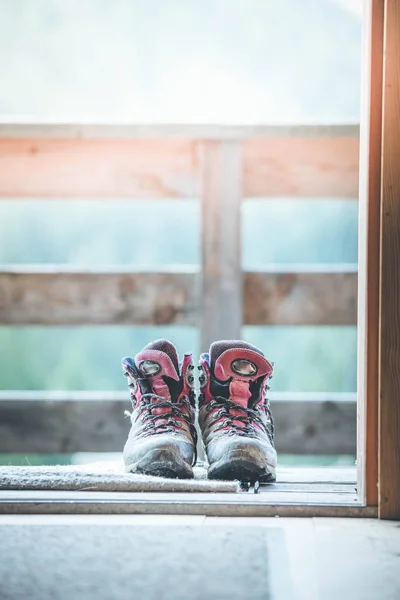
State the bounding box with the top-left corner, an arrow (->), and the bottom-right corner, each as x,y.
0,466 -> 374,517
0,491 -> 375,518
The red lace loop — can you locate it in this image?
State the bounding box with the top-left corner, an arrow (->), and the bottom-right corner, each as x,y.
208,397 -> 274,442
139,393 -> 198,465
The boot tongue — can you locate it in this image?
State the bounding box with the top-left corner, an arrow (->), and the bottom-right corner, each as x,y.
135,339 -> 180,401
210,340 -> 273,407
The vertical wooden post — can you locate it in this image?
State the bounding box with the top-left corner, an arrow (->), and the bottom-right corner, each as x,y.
357,0 -> 384,506
200,141 -> 242,352
379,0 -> 400,520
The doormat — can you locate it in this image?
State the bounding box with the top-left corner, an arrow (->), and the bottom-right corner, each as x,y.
0,462 -> 239,493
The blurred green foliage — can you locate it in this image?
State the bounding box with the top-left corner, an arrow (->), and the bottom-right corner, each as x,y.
0,200 -> 358,392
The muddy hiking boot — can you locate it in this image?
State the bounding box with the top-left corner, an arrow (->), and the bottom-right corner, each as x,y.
198,340 -> 277,483
122,339 -> 197,479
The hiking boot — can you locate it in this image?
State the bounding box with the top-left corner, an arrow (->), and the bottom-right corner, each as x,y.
122,339 -> 197,479
198,340 -> 277,483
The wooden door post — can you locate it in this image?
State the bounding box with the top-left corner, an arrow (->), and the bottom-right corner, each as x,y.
357,0 -> 384,507
200,141 -> 242,352
379,0 -> 400,520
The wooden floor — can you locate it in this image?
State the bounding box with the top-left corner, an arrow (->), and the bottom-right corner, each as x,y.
0,466 -> 372,517
0,515 -> 398,600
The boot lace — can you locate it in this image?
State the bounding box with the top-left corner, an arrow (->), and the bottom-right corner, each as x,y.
139,393 -> 198,465
207,397 -> 274,443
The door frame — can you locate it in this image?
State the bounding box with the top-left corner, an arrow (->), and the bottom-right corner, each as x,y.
357,0 -> 400,519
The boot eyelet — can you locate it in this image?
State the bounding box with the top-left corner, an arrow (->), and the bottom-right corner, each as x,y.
185,360 -> 196,388
127,377 -> 138,393
198,364 -> 208,387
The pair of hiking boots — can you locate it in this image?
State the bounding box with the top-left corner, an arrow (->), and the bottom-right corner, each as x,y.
122,339 -> 277,483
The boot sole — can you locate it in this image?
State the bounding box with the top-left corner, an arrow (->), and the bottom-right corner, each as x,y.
208,458 -> 276,484
125,447 -> 194,480
137,462 -> 194,479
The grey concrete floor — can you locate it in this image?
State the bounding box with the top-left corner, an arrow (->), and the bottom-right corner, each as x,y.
0,515 -> 399,600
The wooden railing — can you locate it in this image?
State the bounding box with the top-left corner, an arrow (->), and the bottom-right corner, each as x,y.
0,123 -> 359,455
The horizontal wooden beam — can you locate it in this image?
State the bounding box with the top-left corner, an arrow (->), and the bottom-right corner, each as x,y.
244,271 -> 358,326
0,268 -> 199,326
0,125 -> 359,198
0,392 -> 356,455
0,267 -> 357,326
243,137 -> 359,197
0,122 -> 359,140
0,139 -> 199,198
